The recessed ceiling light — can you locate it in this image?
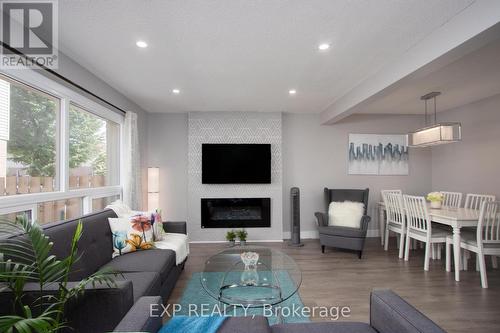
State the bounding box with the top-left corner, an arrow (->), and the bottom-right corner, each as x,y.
136,40 -> 148,48
172,89 -> 180,94
289,89 -> 297,95
318,43 -> 330,51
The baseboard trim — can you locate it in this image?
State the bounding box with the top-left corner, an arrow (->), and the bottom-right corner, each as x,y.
189,230 -> 381,243
282,230 -> 319,239
189,239 -> 284,244
283,229 -> 380,239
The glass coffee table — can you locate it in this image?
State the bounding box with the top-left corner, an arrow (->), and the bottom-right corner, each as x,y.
201,246 -> 302,308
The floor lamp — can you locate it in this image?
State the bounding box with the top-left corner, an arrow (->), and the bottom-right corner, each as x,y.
148,167 -> 159,211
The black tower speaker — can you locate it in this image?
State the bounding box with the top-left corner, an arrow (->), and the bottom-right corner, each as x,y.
289,187 -> 304,247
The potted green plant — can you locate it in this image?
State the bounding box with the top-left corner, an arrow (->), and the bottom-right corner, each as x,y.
0,215 -> 117,333
225,230 -> 236,246
427,192 -> 444,209
237,229 -> 248,246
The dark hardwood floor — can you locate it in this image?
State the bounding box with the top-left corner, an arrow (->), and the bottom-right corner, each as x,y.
167,238 -> 500,333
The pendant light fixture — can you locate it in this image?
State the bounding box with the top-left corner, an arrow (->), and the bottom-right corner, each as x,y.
408,92 -> 461,147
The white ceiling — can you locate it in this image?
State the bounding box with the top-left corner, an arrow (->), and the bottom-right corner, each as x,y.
357,37 -> 500,114
58,0 -> 475,114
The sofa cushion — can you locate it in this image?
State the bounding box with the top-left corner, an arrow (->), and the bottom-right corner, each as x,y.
218,316 -> 271,333
272,322 -> 376,333
117,272 -> 161,302
318,226 -> 365,238
113,296 -> 163,333
103,249 -> 176,281
43,209 -> 117,281
370,289 -> 446,333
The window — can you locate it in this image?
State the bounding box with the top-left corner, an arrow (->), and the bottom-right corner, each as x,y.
37,199 -> 82,225
0,210 -> 32,223
0,75 -> 59,196
69,104 -> 120,189
92,195 -> 120,213
0,70 -> 123,226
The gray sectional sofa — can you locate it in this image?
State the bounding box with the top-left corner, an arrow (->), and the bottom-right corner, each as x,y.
0,209 -> 187,333
115,289 -> 446,333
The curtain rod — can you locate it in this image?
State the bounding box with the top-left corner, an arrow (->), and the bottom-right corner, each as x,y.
0,41 -> 127,115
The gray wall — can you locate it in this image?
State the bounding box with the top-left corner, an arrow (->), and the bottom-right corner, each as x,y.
282,113 -> 432,237
147,113 -> 189,220
431,94 -> 500,200
38,52 -> 151,209
146,112 -> 433,239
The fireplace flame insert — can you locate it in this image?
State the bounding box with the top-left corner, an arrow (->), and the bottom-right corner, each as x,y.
201,198 -> 271,228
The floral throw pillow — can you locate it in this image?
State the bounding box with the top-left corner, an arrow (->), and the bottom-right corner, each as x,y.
108,215 -> 155,257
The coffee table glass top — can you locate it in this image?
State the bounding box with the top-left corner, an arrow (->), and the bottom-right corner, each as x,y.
201,246 -> 302,307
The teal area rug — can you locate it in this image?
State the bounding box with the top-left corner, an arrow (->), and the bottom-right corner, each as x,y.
176,272 -> 310,325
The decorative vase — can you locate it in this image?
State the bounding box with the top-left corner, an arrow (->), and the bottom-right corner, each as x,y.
228,240 -> 235,247
240,240 -> 246,246
240,251 -> 259,285
240,268 -> 259,286
240,251 -> 259,267
430,201 -> 442,209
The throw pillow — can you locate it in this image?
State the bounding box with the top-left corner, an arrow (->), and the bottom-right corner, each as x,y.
328,201 -> 365,228
108,215 -> 155,257
106,200 -> 133,217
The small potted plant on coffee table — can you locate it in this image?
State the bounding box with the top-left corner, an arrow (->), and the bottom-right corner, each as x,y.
226,230 -> 236,246
237,229 -> 248,246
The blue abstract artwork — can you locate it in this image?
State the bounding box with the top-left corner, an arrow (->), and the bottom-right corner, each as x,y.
348,134 -> 409,175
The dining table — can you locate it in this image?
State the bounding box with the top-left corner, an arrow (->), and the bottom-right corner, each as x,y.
378,201 -> 480,282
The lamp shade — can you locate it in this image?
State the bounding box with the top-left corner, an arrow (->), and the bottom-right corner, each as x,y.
148,192 -> 159,211
148,167 -> 160,193
408,122 -> 461,147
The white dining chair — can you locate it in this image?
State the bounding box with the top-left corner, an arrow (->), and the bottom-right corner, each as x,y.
463,194 -> 497,268
382,191 -> 406,258
440,191 -> 463,209
429,191 -> 462,259
464,193 -> 496,210
403,195 -> 452,271
380,190 -> 402,247
446,201 -> 500,288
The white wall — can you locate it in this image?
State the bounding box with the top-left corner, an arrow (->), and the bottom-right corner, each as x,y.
431,94 -> 500,200
282,113 -> 433,237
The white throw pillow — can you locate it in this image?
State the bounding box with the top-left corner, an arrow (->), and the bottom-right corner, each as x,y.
328,201 -> 365,228
108,216 -> 154,257
106,200 -> 133,217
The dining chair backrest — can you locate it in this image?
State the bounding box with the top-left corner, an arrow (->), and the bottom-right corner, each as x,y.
381,189 -> 402,195
383,192 -> 405,227
477,201 -> 500,245
440,191 -> 462,208
403,195 -> 431,235
464,194 -> 496,210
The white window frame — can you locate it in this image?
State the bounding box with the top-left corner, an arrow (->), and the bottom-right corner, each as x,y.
0,67 -> 123,219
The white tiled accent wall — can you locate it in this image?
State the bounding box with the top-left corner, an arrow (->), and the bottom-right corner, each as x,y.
187,112 -> 283,242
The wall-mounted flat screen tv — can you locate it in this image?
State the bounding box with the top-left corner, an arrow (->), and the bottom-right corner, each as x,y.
202,144 -> 271,184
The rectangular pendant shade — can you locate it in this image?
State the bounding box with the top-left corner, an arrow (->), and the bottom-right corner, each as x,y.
408,122 -> 461,147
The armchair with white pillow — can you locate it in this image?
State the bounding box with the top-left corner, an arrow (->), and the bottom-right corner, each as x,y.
315,188 -> 370,258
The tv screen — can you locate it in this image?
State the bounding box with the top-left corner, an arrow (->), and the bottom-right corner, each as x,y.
202,144 -> 271,184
